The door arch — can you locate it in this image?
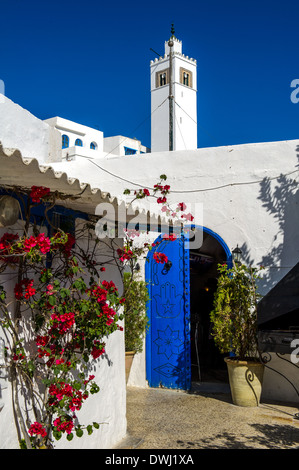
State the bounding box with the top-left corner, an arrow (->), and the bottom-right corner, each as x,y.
145,226 -> 231,390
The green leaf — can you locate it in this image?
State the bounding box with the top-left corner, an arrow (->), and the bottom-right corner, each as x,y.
48,295 -> 56,306
93,422 -> 100,429
53,431 -> 62,441
67,433 -> 74,441
73,381 -> 82,390
76,428 -> 84,438
87,425 -> 93,435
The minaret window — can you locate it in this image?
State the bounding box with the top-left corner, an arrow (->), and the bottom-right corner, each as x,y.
90,142 -> 97,150
180,68 -> 192,88
156,68 -> 169,88
160,73 -> 166,86
75,138 -> 83,146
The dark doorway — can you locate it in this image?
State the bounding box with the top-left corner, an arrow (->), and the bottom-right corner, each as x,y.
189,231 -> 229,384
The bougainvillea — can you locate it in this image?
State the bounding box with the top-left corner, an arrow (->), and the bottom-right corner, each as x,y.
0,178 -> 192,449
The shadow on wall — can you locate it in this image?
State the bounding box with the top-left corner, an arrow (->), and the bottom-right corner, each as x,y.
239,145 -> 299,295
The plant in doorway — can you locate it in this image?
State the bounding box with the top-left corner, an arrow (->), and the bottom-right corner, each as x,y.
123,272 -> 149,382
210,262 -> 264,406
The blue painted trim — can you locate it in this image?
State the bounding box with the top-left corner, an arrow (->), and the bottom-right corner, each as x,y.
186,224 -> 232,267
62,134 -> 69,149
145,226 -> 232,388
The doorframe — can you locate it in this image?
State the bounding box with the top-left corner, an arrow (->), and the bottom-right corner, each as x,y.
145,225 -> 232,388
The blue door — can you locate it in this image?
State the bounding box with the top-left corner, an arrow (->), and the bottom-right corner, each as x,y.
146,234 -> 191,390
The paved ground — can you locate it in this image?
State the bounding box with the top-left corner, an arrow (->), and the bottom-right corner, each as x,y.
115,383 -> 299,450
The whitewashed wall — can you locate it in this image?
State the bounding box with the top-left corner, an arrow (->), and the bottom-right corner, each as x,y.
0,95 -> 61,163
44,116 -> 104,159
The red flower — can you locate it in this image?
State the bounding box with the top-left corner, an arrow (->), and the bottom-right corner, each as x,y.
163,234 -> 177,241
0,232 -> 19,250
178,202 -> 187,211
91,341 -> 105,359
143,188 -> 150,196
28,422 -> 47,438
53,417 -> 74,435
50,312 -> 75,335
153,252 -> 168,264
36,335 -> 49,346
14,279 -> 36,300
157,196 -> 167,204
23,234 -> 51,254
0,232 -> 19,263
30,186 -> 50,203
64,233 -> 75,256
117,247 -> 134,262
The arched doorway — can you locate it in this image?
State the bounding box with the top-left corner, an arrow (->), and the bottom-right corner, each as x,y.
189,227 -> 231,383
145,226 -> 231,390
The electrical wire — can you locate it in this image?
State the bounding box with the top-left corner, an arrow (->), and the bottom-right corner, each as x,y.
87,153 -> 299,194
79,92 -> 299,194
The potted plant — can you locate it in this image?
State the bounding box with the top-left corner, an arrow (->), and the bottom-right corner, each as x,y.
210,262 -> 264,407
123,272 -> 149,382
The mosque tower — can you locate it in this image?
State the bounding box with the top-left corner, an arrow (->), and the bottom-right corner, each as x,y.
150,25 -> 197,152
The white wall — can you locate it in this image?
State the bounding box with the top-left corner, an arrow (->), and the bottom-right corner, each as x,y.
45,116 -> 104,158
104,135 -> 149,156
0,95 -> 61,163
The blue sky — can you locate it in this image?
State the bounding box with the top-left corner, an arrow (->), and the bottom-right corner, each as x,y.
1,0 -> 299,149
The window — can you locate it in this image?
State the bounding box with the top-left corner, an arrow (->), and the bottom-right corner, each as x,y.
124,147 -> 137,155
156,68 -> 169,88
90,142 -> 97,150
62,134 -> 69,149
180,68 -> 192,88
75,138 -> 83,146
160,73 -> 166,86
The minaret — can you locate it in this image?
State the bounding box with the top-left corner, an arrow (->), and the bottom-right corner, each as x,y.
150,26 -> 197,152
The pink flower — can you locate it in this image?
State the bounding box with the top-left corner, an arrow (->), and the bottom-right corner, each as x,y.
182,212 -> 194,221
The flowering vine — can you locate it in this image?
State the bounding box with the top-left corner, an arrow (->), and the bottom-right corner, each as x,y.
0,176 -> 191,449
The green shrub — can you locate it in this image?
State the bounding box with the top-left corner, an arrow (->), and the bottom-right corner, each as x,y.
123,272 -> 149,353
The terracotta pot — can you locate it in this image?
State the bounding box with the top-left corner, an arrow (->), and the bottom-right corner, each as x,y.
125,351 -> 135,383
225,357 -> 264,407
